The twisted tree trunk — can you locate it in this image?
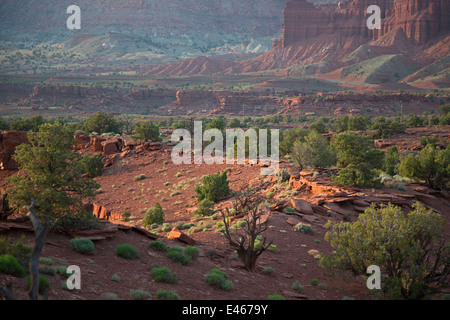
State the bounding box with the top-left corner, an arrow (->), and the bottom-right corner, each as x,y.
26,199 -> 49,300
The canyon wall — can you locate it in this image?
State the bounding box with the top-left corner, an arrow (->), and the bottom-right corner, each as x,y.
282,0 -> 449,48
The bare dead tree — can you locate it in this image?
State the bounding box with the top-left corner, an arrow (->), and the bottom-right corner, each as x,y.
26,198 -> 49,300
219,187 -> 273,271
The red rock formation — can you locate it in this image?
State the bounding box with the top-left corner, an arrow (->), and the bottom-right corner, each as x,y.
282,0 -> 449,47
0,131 -> 28,170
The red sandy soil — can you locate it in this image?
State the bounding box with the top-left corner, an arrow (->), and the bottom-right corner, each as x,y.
1,126 -> 449,301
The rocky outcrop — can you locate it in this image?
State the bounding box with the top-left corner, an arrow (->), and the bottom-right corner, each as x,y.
282,0 -> 449,48
0,131 -> 28,170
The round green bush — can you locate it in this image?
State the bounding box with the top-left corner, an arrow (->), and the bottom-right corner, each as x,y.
70,238 -> 95,254
184,246 -> 200,259
0,254 -> 25,277
151,266 -> 178,283
116,244 -> 140,260
148,240 -> 167,252
166,246 -> 191,265
204,268 -> 233,290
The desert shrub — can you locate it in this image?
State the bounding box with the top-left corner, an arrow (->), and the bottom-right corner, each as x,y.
100,293 -> 118,300
292,280 -> 304,292
129,289 -> 151,300
0,235 -> 32,268
284,207 -> 295,213
267,294 -> 285,300
110,273 -> 122,282
276,168 -> 290,183
266,192 -> 274,199
263,266 -> 275,274
122,211 -> 131,221
204,268 -> 233,290
420,136 -> 438,147
148,240 -> 167,252
57,266 -> 69,278
331,132 -> 384,187
156,289 -> 181,300
294,223 -> 314,235
133,174 -> 146,181
80,154 -> 104,178
38,257 -> 53,265
195,171 -> 231,203
320,202 -> 449,299
116,244 -> 140,260
70,238 -> 95,254
166,246 -> 191,265
184,246 -> 200,259
142,203 -> 164,227
309,278 -> 319,286
291,130 -> 335,170
279,127 -> 307,155
383,146 -> 400,176
396,184 -> 407,191
194,199 -> 215,216
397,145 -> 450,190
0,254 -> 26,277
318,283 -> 328,290
25,275 -> 49,293
132,120 -> 161,142
151,266 -> 178,283
82,111 -> 122,134
39,266 -> 56,275
160,223 -> 172,232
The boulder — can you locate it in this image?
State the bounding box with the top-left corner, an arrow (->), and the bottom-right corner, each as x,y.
101,140 -> 118,155
168,227 -> 196,245
290,198 -> 314,215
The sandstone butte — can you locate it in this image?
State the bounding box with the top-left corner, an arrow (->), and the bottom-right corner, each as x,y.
143,0 -> 450,76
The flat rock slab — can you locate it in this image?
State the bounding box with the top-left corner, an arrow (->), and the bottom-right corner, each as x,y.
290,198 -> 314,215
168,227 -> 196,245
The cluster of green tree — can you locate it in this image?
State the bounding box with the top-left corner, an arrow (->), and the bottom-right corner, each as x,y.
282,119 -> 449,190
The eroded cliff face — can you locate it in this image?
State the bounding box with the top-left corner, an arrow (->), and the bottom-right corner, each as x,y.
282,0 -> 449,47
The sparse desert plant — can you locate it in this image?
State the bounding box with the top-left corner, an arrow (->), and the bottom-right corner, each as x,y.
110,273 -> 122,282
151,266 -> 178,283
38,257 -> 53,265
267,294 -> 285,300
204,269 -> 233,290
309,278 -> 319,286
133,174 -> 146,181
195,171 -> 231,203
263,266 -> 275,274
122,211 -> 131,221
294,223 -> 314,235
166,246 -> 191,265
194,199 -> 215,216
184,246 -> 200,259
116,244 -> 140,260
148,240 -> 167,252
276,168 -> 290,183
292,280 -> 304,292
0,254 -> 26,277
70,238 -> 95,254
130,289 -> 151,300
156,289 -> 181,300
142,203 -> 164,227
25,275 -> 49,294
80,154 -> 104,178
284,207 -> 296,213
